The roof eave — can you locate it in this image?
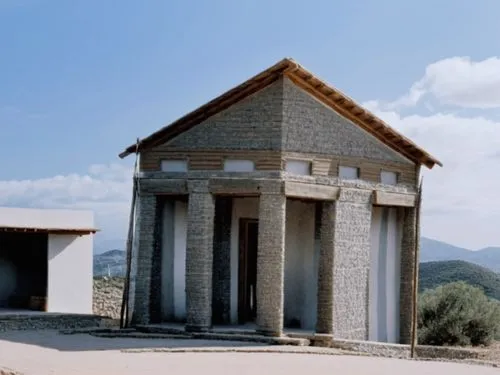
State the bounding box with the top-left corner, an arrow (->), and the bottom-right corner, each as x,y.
0,227 -> 100,235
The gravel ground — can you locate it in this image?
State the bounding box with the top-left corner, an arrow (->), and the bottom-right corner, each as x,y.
0,331 -> 499,375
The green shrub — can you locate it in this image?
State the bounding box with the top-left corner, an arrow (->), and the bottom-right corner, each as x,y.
418,281 -> 500,346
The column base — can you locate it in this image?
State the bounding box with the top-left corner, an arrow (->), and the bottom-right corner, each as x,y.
256,328 -> 283,337
185,324 -> 211,333
312,333 -> 333,347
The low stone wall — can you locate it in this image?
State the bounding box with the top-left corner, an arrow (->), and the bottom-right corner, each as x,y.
331,339 -> 482,360
416,345 -> 482,360
0,314 -> 104,332
93,277 -> 124,320
331,339 -> 411,359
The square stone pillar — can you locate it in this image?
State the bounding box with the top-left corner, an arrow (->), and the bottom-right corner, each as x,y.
316,201 -> 336,334
332,188 -> 372,340
132,193 -> 157,325
185,181 -> 215,332
212,197 -> 232,325
256,190 -> 286,337
399,206 -> 417,344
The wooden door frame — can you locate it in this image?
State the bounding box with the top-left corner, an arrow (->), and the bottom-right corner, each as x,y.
238,218 -> 258,324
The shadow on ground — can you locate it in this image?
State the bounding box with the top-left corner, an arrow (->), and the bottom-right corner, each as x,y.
0,330 -> 266,352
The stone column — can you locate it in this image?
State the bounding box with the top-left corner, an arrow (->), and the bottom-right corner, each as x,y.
185,181 -> 215,332
256,190 -> 286,337
332,188 -> 372,340
132,193 -> 157,325
399,207 -> 417,344
315,201 -> 336,334
212,197 -> 232,325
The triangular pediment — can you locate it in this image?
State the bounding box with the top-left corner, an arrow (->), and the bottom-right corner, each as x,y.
120,58 -> 441,169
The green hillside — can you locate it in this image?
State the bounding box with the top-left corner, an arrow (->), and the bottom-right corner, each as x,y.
419,260 -> 500,301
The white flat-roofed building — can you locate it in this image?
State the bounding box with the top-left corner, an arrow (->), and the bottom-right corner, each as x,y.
0,207 -> 97,315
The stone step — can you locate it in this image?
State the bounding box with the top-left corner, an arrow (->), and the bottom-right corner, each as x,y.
135,325 -> 310,346
191,332 -> 310,346
60,327 -> 136,335
91,332 -> 191,340
135,324 -> 186,335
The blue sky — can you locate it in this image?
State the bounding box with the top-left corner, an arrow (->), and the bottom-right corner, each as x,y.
1,0 -> 499,251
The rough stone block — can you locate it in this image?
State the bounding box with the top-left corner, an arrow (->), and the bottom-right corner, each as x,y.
316,201 -> 335,334
400,207 -> 417,344
132,194 -> 157,325
185,191 -> 215,331
332,196 -> 372,340
256,193 -> 286,336
212,197 -> 232,325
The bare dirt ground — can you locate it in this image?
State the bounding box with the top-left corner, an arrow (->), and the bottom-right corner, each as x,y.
480,341 -> 500,364
0,331 -> 498,375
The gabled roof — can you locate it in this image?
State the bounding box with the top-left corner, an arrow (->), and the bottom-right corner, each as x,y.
119,58 -> 442,169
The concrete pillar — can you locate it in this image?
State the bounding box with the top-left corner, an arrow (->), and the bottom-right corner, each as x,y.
332,188 -> 372,340
399,207 -> 417,344
132,194 -> 157,325
315,201 -> 336,334
256,191 -> 286,336
185,181 -> 215,332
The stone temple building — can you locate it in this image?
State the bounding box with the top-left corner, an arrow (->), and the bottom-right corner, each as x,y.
119,58 -> 441,344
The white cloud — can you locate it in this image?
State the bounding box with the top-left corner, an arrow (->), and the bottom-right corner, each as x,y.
1,56 -> 498,251
367,102 -> 500,249
382,56 -> 500,110
0,163 -> 133,251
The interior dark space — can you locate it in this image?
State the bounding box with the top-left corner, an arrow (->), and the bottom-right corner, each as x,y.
0,232 -> 48,310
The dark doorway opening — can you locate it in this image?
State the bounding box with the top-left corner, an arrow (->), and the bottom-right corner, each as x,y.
238,218 -> 258,324
0,232 -> 48,311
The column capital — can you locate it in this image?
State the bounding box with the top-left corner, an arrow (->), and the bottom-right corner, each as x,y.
139,178 -> 187,195
337,188 -> 372,203
187,179 -> 211,193
257,180 -> 284,195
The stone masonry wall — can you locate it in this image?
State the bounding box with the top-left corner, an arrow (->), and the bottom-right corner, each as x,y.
256,192 -> 286,336
212,197 -> 232,325
399,206 -> 417,344
93,277 -> 124,320
131,194 -> 157,325
332,188 -> 373,340
316,201 -> 336,334
282,77 -> 412,164
185,181 -> 215,331
149,198 -> 164,324
163,80 -> 284,151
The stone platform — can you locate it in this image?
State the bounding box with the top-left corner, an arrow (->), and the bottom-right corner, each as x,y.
136,323 -> 313,346
0,310 -> 105,332
61,323 -> 312,346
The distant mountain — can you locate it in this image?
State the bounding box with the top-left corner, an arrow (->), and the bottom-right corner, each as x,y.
420,260 -> 500,300
91,237 -> 500,277
420,237 -> 500,273
94,239 -> 127,255
93,249 -> 126,277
